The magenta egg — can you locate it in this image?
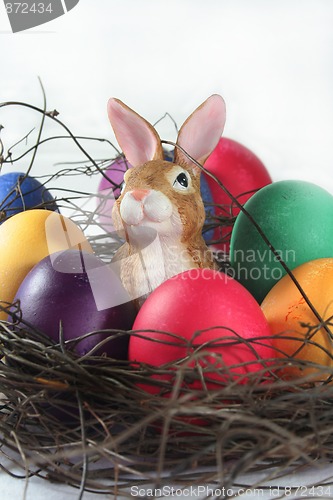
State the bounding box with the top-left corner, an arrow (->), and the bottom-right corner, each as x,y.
203,138 -> 272,252
96,157 -> 130,233
10,249 -> 137,358
98,156 -> 131,199
129,269 -> 273,393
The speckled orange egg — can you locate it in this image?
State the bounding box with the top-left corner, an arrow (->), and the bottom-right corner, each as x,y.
0,209 -> 93,320
261,258 -> 333,380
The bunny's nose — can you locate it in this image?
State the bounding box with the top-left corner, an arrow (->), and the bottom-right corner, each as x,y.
131,189 -> 149,201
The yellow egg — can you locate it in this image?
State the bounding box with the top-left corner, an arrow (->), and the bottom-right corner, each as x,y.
0,209 -> 93,321
261,258 -> 333,380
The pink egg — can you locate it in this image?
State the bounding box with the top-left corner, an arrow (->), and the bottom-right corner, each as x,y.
203,138 -> 272,252
98,156 -> 131,198
96,157 -> 131,233
129,269 -> 273,394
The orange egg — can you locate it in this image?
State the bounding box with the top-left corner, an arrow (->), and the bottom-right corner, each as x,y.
0,210 -> 93,321
261,258 -> 333,380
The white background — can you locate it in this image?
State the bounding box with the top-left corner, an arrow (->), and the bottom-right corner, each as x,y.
1,0 -> 333,193
1,0 -> 333,498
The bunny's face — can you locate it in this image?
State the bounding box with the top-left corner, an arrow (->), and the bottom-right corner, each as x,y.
113,160 -> 205,241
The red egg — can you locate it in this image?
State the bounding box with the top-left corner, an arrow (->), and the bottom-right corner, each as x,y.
203,138 -> 272,252
129,269 -> 273,394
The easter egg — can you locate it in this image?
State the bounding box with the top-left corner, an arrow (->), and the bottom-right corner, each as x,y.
0,209 -> 92,320
0,172 -> 57,223
229,180 -> 333,304
96,156 -> 131,233
11,250 -> 136,357
203,138 -> 272,250
261,258 -> 333,380
98,157 -> 130,200
200,174 -> 215,241
129,269 -> 273,394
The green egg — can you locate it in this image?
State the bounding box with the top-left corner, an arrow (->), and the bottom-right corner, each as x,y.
229,180 -> 333,303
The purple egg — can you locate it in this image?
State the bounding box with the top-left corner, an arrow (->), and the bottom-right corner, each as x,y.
98,156 -> 131,199
96,157 -> 130,233
11,250 -> 137,358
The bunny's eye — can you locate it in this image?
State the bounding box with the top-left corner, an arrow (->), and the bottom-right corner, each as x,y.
173,172 -> 189,191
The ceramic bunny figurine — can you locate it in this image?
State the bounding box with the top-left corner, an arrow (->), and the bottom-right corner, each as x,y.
108,95 -> 226,307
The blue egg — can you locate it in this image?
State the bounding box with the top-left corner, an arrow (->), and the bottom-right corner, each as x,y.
200,175 -> 215,242
164,148 -> 174,162
162,149 -> 214,241
0,172 -> 57,223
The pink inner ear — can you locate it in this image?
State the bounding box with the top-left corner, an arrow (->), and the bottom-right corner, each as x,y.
176,94 -> 226,167
107,99 -> 162,167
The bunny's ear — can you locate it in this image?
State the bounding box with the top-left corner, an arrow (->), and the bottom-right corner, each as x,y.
174,94 -> 226,172
107,98 -> 164,167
